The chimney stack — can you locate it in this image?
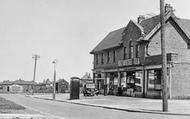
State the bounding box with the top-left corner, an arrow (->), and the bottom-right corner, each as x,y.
165,3 -> 174,13
137,15 -> 145,23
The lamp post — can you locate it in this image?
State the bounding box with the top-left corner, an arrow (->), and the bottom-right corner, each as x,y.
32,54 -> 40,95
52,59 -> 57,100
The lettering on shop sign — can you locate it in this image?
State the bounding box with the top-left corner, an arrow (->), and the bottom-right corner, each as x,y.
118,58 -> 140,67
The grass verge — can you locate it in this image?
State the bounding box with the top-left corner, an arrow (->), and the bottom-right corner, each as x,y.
0,96 -> 25,113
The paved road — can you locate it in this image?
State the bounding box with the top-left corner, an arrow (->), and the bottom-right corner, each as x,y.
1,94 -> 190,119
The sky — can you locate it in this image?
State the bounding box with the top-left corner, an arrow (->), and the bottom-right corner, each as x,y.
0,0 -> 189,83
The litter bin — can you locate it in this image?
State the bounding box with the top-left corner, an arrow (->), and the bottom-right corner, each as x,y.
70,77 -> 80,99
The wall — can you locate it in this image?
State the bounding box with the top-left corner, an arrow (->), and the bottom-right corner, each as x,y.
93,47 -> 122,69
0,85 -> 9,93
171,63 -> 190,98
148,21 -> 187,56
122,21 -> 142,59
94,21 -> 144,70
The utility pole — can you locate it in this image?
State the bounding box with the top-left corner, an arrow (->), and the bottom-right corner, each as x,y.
32,54 -> 40,95
52,59 -> 57,100
160,0 -> 168,112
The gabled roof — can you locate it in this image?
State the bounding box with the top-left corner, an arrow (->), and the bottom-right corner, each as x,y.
140,15 -> 160,35
90,16 -> 160,53
140,15 -> 190,44
90,27 -> 125,53
175,18 -> 190,41
91,10 -> 190,54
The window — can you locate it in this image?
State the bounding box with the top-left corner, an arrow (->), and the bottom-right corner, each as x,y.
136,44 -> 140,58
101,53 -> 104,64
145,45 -> 150,56
129,40 -> 134,59
147,69 -> 161,91
95,54 -> 98,65
135,71 -> 143,92
113,50 -> 116,63
107,51 -> 110,63
123,47 -> 127,59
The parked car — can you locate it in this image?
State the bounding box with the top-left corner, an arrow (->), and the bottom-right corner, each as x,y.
83,83 -> 99,96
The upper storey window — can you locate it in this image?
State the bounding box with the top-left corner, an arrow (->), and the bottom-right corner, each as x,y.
95,54 -> 98,65
129,40 -> 134,59
101,53 -> 104,64
107,51 -> 110,63
123,47 -> 127,59
136,44 -> 140,58
113,50 -> 116,63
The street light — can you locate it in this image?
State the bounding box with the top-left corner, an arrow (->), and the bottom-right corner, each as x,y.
32,54 -> 40,95
52,59 -> 57,100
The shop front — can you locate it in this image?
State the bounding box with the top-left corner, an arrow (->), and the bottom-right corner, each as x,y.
93,58 -> 166,98
146,68 -> 162,98
119,70 -> 143,97
106,72 -> 119,95
93,70 -> 105,94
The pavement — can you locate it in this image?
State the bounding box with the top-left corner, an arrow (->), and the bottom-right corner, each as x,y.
30,93 -> 190,116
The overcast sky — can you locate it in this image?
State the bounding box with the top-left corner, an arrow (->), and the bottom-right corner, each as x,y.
0,0 -> 189,82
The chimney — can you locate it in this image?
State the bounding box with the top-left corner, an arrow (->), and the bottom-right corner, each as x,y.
165,3 -> 174,13
137,15 -> 145,23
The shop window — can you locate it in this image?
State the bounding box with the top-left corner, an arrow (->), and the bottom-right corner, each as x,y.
121,72 -> 127,88
147,69 -> 161,91
135,71 -> 143,92
126,72 -> 135,89
129,40 -> 134,59
109,73 -> 118,95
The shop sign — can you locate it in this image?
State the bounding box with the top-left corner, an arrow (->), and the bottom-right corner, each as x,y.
118,58 -> 140,67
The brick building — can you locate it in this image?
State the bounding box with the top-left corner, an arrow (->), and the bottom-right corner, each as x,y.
90,4 -> 190,99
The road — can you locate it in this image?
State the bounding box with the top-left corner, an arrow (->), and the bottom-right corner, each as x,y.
1,94 -> 189,119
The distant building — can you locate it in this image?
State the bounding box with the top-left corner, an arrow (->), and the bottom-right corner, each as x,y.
90,4 -> 190,99
56,79 -> 69,93
80,73 -> 93,87
79,73 -> 93,92
0,79 -> 35,93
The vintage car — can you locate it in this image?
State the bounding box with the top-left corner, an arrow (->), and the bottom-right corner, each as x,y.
83,83 -> 99,96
